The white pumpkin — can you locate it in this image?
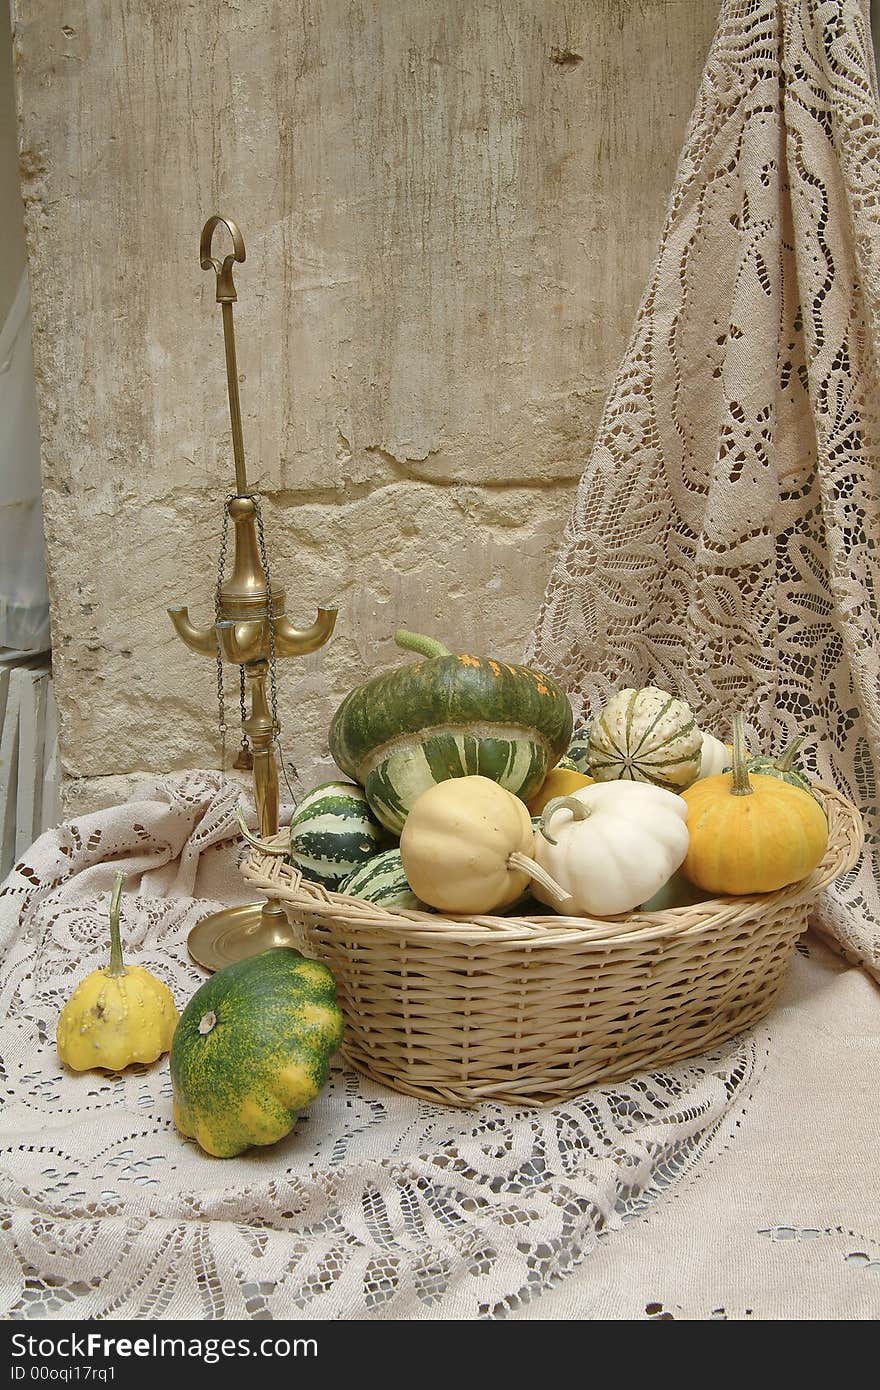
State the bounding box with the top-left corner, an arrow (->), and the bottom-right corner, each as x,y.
531,780 -> 690,917
695,729 -> 731,779
587,686 -> 702,790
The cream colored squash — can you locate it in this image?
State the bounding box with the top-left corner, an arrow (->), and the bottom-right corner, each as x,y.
695,729 -> 732,779
532,780 -> 690,916
399,775 -> 566,914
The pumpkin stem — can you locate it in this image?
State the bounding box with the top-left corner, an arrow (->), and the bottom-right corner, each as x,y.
507,852 -> 571,908
730,713 -> 753,796
394,629 -> 451,659
106,870 -> 127,977
540,794 -> 591,846
777,733 -> 805,772
235,806 -> 287,857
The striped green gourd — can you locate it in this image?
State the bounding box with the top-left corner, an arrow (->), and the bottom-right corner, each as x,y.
329,629 -> 574,834
565,733 -> 591,774
586,686 -> 702,791
288,781 -> 386,889
337,848 -> 425,911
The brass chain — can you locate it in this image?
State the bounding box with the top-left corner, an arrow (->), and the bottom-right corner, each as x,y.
238,665 -> 249,760
251,495 -> 280,737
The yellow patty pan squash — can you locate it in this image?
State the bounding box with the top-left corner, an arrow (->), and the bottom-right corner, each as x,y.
56,872 -> 178,1071
681,714 -> 828,894
399,775 -> 567,914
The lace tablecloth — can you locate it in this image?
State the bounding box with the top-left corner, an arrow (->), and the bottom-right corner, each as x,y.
0,773 -> 877,1320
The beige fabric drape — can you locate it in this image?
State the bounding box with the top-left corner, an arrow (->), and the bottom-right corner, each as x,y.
527,0 -> 880,977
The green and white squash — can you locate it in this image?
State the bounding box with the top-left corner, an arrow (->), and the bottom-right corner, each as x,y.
329,629 -> 574,835
565,732 -> 591,775
338,849 -> 426,911
236,784 -> 386,890
746,733 -> 820,800
555,754 -> 581,773
586,686 -> 702,791
286,782 -> 386,888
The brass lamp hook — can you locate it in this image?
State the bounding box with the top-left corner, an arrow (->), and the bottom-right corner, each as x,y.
201,214 -> 249,493
199,215 -> 246,303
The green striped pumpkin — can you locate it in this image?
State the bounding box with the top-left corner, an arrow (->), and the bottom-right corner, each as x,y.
338,848 -> 426,911
287,781 -> 386,889
565,733 -> 591,774
329,629 -> 573,835
587,686 -> 702,790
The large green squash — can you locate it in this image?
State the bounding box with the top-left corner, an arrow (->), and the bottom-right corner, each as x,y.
329,629 -> 574,834
170,948 -> 343,1158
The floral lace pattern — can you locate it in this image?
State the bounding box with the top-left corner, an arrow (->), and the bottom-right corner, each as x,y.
527,0 -> 880,979
0,773 -> 765,1319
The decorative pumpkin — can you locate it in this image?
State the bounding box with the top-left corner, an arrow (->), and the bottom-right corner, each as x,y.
696,730 -> 732,779
587,686 -> 703,790
565,731 -> 591,775
746,733 -> 816,796
170,947 -> 343,1158
399,776 -> 567,914
680,714 -> 828,894
328,629 -> 574,834
235,781 -> 385,889
338,848 -> 426,911
531,781 -> 690,916
527,767 -> 593,816
56,872 -> 178,1071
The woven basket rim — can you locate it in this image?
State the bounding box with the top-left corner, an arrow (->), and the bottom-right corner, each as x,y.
239,783 -> 863,947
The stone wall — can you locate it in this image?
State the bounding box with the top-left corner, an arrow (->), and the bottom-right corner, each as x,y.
13,0 -> 719,809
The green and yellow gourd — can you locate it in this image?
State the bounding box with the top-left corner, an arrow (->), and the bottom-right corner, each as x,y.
329,629 -> 574,834
171,948 -> 343,1158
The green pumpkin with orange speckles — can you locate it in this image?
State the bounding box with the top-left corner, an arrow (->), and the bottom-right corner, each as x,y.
170,948 -> 343,1158
329,629 -> 574,834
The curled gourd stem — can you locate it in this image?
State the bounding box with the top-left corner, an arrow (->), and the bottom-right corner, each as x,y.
107,870 -> 127,978
730,713 -> 752,796
394,629 -> 452,660
777,733 -> 805,771
506,852 -> 570,907
540,794 -> 592,846
235,806 -> 287,856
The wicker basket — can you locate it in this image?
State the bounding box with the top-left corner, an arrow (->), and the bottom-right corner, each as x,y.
240,786 -> 863,1107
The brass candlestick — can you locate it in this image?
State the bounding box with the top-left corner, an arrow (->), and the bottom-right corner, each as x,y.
168,214 -> 336,971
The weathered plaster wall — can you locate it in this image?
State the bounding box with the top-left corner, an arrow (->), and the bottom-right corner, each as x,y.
13,0 -> 719,808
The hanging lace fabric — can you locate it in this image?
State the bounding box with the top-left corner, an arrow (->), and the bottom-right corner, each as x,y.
527,0 -> 880,978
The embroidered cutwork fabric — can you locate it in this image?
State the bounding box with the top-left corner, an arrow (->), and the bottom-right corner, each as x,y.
527,0 -> 880,979
0,775 -> 766,1319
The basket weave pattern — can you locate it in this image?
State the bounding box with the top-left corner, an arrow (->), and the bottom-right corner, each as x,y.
240,787 -> 863,1107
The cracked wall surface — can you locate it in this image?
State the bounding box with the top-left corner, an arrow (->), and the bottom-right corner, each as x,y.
14,0 -> 720,807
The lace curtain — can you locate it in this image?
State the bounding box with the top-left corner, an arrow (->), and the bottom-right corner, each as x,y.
527,0 -> 880,977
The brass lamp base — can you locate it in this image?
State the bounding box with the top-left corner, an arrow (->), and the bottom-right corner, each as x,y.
187,901 -> 300,972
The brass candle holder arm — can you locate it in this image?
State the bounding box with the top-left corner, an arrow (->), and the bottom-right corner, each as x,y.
167,604 -> 219,656
274,606 -> 338,657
